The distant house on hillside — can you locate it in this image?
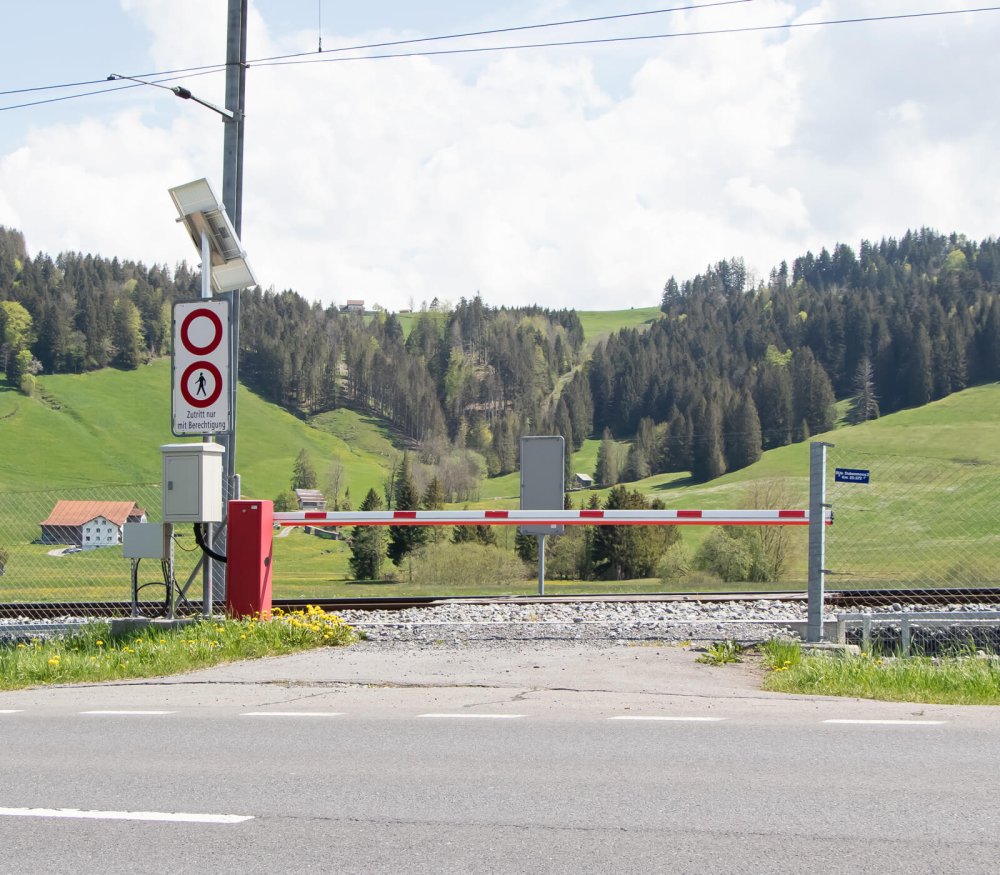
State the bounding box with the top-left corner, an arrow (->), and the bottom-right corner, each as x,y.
40,501 -> 147,550
342,299 -> 365,313
572,473 -> 594,490
294,489 -> 327,511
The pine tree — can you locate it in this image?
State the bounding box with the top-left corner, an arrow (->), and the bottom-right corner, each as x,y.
725,390 -> 762,471
690,398 -> 726,483
904,323 -> 933,407
422,476 -> 446,543
590,486 -> 676,580
624,416 -> 656,481
388,453 -> 428,565
846,357 -> 879,424
594,427 -> 620,487
514,529 -> 538,563
349,489 -> 388,580
553,399 -> 574,482
291,449 -> 318,490
754,364 -> 793,450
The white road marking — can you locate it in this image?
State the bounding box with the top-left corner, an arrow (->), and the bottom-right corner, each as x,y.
0,807 -> 252,824
241,712 -> 343,718
0,710 -> 23,714
418,713 -> 524,719
823,719 -> 947,726
80,710 -> 174,716
609,716 -> 727,722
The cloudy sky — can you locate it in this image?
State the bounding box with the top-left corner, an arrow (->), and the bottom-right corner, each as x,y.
1,1 -> 998,312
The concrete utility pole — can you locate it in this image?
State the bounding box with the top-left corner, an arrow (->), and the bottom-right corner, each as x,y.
217,0 -> 247,595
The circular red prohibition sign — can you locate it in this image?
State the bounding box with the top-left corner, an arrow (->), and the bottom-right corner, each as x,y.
180,308 -> 223,355
181,361 -> 223,409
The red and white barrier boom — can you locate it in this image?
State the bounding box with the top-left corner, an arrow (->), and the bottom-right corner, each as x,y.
273,508 -> 833,528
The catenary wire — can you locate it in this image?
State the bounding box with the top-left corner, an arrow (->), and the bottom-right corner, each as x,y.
250,0 -> 754,64
0,64 -> 228,97
254,6 -> 1000,69
2,4 -> 998,112
0,68 -> 224,112
0,1 -> 748,98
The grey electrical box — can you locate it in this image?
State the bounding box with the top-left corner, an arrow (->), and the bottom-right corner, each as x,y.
122,523 -> 168,559
161,443 -> 225,523
520,435 -> 565,536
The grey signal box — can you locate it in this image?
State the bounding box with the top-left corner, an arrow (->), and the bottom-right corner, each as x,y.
519,435 -> 565,536
161,443 -> 225,523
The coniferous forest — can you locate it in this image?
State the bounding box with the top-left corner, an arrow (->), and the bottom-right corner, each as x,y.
1,225 -> 999,488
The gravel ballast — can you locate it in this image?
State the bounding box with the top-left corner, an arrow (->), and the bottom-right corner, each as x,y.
3,600 -> 1000,650
335,599 -> 808,647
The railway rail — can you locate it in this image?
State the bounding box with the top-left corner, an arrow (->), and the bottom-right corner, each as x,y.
4,587 -> 1000,620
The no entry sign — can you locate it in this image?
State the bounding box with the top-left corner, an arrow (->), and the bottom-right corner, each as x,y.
172,300 -> 231,436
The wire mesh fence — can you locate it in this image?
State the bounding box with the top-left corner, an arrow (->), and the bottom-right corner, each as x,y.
0,483 -> 202,620
825,447 -> 1000,606
4,447 -> 997,620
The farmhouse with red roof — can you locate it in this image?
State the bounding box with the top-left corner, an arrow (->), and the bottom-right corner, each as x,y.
40,501 -> 147,550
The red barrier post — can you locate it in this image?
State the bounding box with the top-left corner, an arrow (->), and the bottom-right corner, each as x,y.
225,499 -> 274,618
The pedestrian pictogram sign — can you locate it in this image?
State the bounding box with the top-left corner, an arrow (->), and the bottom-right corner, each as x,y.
172,300 -> 231,436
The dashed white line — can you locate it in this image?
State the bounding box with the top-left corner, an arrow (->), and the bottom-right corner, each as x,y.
0,710 -> 23,714
0,807 -> 251,824
418,713 -> 524,720
823,719 -> 947,726
609,716 -> 727,722
80,710 -> 174,716
241,712 -> 343,718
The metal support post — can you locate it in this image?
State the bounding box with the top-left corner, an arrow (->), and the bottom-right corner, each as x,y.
218,0 -> 247,607
199,230 -> 214,618
537,535 -> 546,596
166,523 -> 176,620
807,441 -> 833,642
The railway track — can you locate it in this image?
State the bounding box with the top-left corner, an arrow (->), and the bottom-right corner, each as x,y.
3,587 -> 1000,620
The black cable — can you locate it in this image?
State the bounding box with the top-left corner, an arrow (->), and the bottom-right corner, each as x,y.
193,523 -> 228,563
3,4 -> 998,113
256,5 -> 1000,69
0,1 -> 743,100
0,67 -> 223,112
251,0 -> 754,64
0,64 -> 229,97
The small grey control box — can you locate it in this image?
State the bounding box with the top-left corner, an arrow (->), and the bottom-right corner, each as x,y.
161,442 -> 225,523
122,523 -> 168,559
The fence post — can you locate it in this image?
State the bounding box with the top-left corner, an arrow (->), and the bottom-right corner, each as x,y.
537,534 -> 546,596
808,441 -> 833,642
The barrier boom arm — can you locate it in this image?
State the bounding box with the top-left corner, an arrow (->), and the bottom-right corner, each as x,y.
273,509 -> 833,527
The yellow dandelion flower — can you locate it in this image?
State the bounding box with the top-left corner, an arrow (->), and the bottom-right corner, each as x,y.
47,657 -> 60,666
96,640 -> 104,647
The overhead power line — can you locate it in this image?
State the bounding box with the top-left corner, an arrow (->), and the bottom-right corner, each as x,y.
0,2 -> 748,99
2,4 -> 999,113
253,5 -> 1000,69
0,68 -> 223,113
250,0 -> 754,64
0,64 -> 228,98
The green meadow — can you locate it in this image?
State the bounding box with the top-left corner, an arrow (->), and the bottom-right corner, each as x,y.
1,350 -> 997,601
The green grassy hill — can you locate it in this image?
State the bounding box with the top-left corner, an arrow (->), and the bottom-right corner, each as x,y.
0,359 -> 397,501
4,358 -> 997,521
2,353 -> 996,600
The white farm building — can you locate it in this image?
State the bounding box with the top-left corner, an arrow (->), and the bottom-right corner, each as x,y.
40,501 -> 147,550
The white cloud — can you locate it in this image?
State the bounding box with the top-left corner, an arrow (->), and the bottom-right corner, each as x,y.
0,1 -> 998,312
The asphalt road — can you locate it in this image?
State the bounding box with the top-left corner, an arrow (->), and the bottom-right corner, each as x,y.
1,643 -> 998,874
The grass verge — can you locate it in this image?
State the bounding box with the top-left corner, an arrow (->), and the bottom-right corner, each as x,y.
0,607 -> 358,691
759,639 -> 1000,706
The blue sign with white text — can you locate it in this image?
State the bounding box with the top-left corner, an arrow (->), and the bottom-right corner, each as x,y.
835,468 -> 870,484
